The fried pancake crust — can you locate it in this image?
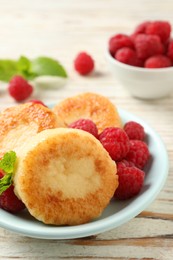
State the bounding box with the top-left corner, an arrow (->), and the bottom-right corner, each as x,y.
0,103 -> 63,158
14,128 -> 118,225
52,92 -> 122,133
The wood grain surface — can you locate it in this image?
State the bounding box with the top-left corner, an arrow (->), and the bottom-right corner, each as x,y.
0,0 -> 173,259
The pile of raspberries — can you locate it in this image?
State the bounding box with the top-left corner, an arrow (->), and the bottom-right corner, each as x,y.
109,20 -> 173,68
69,119 -> 150,200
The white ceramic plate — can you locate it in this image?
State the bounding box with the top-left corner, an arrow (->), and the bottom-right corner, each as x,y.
0,109 -> 169,239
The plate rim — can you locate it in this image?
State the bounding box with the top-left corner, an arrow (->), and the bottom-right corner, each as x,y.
0,108 -> 169,239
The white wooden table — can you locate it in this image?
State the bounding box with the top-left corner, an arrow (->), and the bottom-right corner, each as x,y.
0,0 -> 173,259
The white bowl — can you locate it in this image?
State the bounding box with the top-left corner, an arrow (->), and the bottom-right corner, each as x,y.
106,49 -> 173,99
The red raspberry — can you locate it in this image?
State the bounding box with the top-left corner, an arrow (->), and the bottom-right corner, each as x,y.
28,99 -> 47,107
8,76 -> 33,102
124,121 -> 145,140
99,127 -> 130,161
134,21 -> 151,34
130,21 -> 151,44
74,52 -> 94,75
69,119 -> 98,138
134,34 -> 164,60
135,58 -> 144,67
114,166 -> 145,200
0,171 -> 25,213
126,140 -> 150,169
144,55 -> 172,68
115,47 -> 138,66
146,21 -> 171,43
117,159 -> 135,172
167,40 -> 173,61
109,34 -> 134,56
0,169 -> 4,176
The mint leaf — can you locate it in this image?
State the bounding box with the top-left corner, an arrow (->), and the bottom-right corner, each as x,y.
0,151 -> 17,195
0,151 -> 16,174
0,173 -> 12,195
0,60 -> 18,82
31,57 -> 67,78
0,57 -> 33,82
0,56 -> 67,82
17,56 -> 36,80
17,56 -> 31,72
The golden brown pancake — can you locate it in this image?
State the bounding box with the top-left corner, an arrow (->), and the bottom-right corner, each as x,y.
14,128 -> 118,225
0,102 -> 64,158
52,92 -> 122,133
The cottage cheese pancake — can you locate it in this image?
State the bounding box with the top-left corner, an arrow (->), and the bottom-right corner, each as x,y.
52,92 -> 122,133
0,103 -> 63,158
14,128 -> 118,225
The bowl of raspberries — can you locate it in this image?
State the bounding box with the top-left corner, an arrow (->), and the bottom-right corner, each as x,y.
106,20 -> 173,99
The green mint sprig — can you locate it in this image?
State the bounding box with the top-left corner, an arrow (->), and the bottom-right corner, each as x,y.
0,151 -> 17,195
0,56 -> 67,82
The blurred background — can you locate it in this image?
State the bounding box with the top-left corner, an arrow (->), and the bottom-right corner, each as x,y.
1,0 -> 173,129
1,0 -> 172,75
0,0 -> 173,118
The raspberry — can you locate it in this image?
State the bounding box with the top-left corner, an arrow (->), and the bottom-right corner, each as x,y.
144,55 -> 172,68
126,140 -> 150,169
28,99 -> 47,107
0,171 -> 25,213
124,121 -> 145,140
114,166 -> 145,200
99,127 -> 130,161
135,58 -> 144,67
117,159 -> 135,172
115,47 -> 138,66
130,21 -> 151,43
69,119 -> 98,138
146,21 -> 171,43
109,34 -> 134,56
134,34 -> 164,60
167,40 -> 173,61
74,52 -> 94,75
8,76 -> 33,102
134,21 -> 151,34
0,169 -> 4,176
